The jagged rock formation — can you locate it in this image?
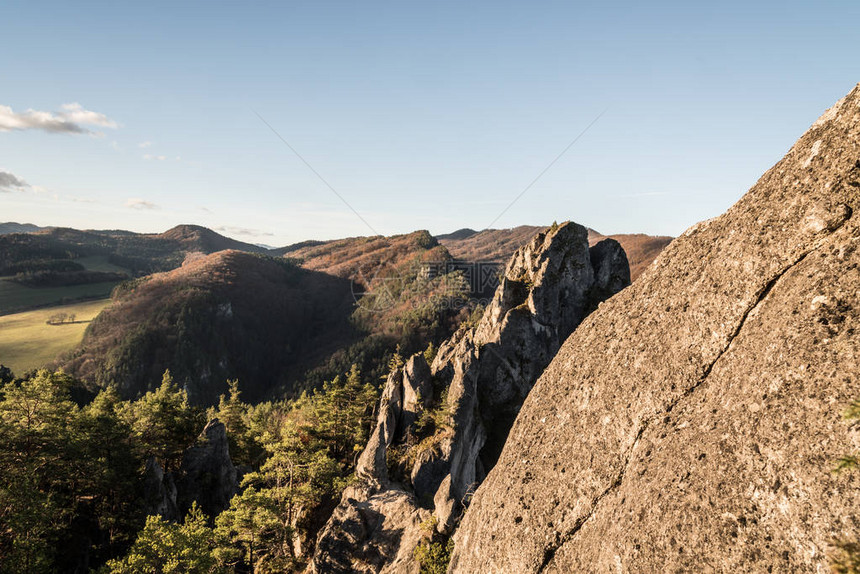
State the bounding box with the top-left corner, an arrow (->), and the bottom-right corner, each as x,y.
310,223 -> 630,572
143,419 -> 239,521
449,85 -> 860,572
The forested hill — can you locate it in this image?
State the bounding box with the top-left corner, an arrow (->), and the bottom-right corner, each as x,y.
57,250 -> 356,404
56,231 -> 475,404
0,224 -> 270,279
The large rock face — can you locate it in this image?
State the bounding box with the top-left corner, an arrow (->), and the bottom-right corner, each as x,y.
311,223 -> 630,572
450,85 -> 860,572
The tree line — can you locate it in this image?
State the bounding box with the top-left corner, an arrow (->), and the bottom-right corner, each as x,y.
0,364 -> 377,573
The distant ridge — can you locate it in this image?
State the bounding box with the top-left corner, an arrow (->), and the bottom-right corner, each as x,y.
269,239 -> 327,257
0,222 -> 44,235
435,228 -> 478,241
438,225 -> 672,280
156,224 -> 269,254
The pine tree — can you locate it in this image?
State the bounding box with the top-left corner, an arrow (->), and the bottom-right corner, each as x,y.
119,370 -> 203,470
104,503 -> 224,574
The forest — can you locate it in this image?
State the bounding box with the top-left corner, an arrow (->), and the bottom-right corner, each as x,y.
0,363 -> 395,573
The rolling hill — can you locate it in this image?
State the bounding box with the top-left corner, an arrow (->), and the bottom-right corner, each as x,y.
57,250 -> 356,404
0,222 -> 44,235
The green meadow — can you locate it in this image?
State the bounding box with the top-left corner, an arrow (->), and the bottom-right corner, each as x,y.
0,299 -> 111,375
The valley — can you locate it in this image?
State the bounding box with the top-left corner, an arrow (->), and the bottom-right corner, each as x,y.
2,3 -> 857,573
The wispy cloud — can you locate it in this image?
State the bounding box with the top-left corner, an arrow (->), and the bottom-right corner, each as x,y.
125,198 -> 160,210
0,102 -> 118,135
138,141 -> 153,148
0,170 -> 30,192
215,225 -> 275,238
143,154 -> 167,161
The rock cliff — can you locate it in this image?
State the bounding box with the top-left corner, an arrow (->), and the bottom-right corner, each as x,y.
450,85 -> 860,572
143,419 -> 239,522
311,222 -> 630,572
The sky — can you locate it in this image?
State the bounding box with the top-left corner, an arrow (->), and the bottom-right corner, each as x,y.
1,1 -> 858,246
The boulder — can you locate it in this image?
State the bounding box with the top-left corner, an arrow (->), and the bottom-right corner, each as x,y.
450,84 -> 860,572
310,482 -> 432,574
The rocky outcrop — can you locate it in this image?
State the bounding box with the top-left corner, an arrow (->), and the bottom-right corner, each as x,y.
311,223 -> 630,572
312,483 -> 433,574
143,419 -> 239,521
142,456 -> 178,519
175,419 -> 239,519
450,85 -> 860,572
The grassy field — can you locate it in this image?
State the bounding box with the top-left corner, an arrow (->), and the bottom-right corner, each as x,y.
0,255 -> 129,315
0,279 -> 121,315
0,299 -> 111,375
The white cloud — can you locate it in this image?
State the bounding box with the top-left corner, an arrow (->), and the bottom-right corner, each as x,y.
125,198 -> 160,210
0,170 -> 30,192
138,141 -> 153,148
215,225 -> 275,238
0,103 -> 119,135
58,103 -> 118,128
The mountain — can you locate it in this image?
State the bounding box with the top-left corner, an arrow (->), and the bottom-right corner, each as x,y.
156,224 -> 269,255
282,230 -> 443,279
0,224 -> 272,287
435,228 -> 478,241
269,239 -> 327,257
58,250 -> 356,405
449,85 -> 860,572
439,226 -> 672,281
0,222 -> 43,235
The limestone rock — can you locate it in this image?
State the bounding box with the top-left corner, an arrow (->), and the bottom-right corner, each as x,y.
310,483 -> 432,574
450,84 -> 860,572
142,456 -> 178,520
175,419 -> 239,519
356,366 -> 406,482
312,222 -> 630,570
357,354 -> 432,483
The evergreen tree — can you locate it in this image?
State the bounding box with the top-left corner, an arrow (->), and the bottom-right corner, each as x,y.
210,379 -> 258,466
215,420 -> 342,572
119,370 -> 203,470
0,370 -> 80,573
73,385 -> 143,556
104,503 -> 224,574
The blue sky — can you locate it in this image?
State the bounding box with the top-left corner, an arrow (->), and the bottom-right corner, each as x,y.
1,1 -> 857,246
